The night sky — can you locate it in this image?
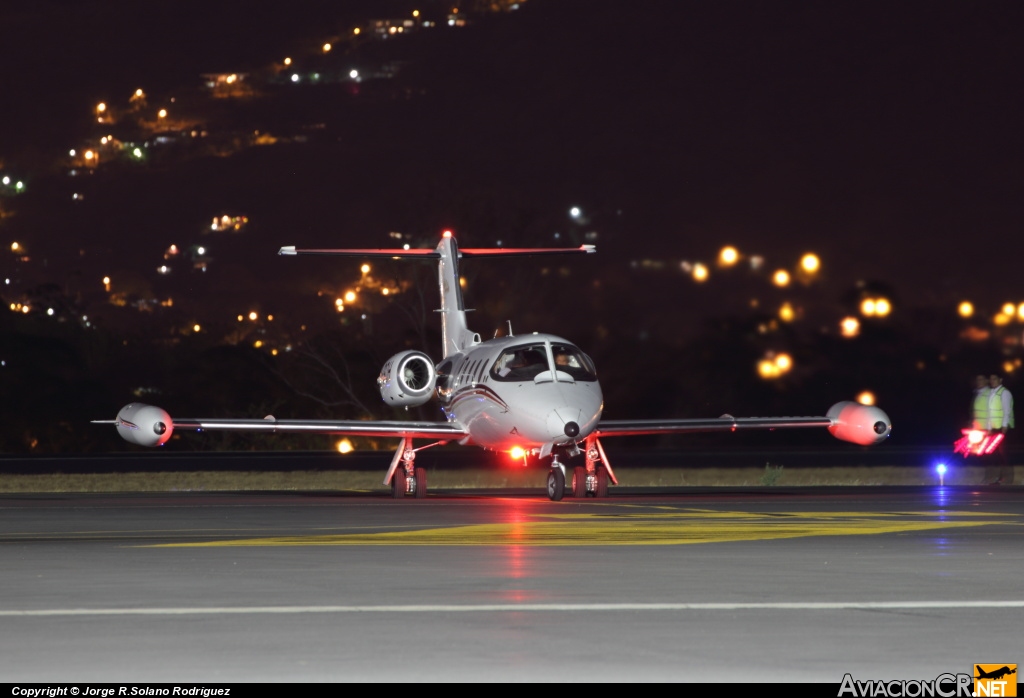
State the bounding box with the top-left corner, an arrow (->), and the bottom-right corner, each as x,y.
2,1 -> 1023,313
2,1 -> 1024,452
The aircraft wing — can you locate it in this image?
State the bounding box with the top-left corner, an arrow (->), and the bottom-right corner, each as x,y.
594,401 -> 891,446
594,416 -> 833,438
172,418 -> 468,440
97,404 -> 468,447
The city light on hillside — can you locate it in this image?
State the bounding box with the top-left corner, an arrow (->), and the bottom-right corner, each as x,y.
192,324 -> 201,333
779,302 -> 795,322
102,276 -> 111,292
336,439 -> 353,454
758,352 -> 793,379
958,301 -> 974,318
360,264 -> 370,274
857,391 -> 876,406
1002,302 -> 1016,317
994,312 -> 1011,326
719,246 -> 738,265
158,109 -> 167,119
11,242 -> 20,252
248,311 -> 258,321
344,291 -> 356,303
283,57 -> 292,66
353,28 -> 361,35
861,297 -> 891,317
800,253 -> 820,274
322,43 -> 332,53
773,270 -> 790,287
692,263 -> 708,282
840,316 -> 860,338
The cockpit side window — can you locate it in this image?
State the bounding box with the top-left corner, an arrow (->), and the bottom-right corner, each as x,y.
491,344 -> 550,382
436,359 -> 454,400
551,344 -> 598,382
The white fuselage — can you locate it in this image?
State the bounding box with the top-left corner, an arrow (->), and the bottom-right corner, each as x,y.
437,333 -> 604,453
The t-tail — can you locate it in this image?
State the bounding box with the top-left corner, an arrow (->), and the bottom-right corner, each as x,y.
279,230 -> 595,359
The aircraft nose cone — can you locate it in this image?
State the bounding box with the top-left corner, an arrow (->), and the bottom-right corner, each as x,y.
564,421 -> 580,438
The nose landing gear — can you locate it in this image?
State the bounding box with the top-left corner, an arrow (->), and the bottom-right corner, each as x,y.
546,437 -> 617,501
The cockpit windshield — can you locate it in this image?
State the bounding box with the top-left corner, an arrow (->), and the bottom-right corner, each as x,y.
551,343 -> 598,382
491,344 -> 549,382
490,342 -> 597,382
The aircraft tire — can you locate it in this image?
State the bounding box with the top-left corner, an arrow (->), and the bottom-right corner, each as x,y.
392,469 -> 407,499
572,466 -> 587,498
547,469 -> 565,501
596,467 -> 609,498
414,467 -> 428,498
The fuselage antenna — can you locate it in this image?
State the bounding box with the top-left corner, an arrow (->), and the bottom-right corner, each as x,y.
507,320 -> 514,337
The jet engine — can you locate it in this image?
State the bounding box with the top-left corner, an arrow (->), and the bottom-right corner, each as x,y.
115,402 -> 173,447
827,401 -> 891,446
377,350 -> 437,407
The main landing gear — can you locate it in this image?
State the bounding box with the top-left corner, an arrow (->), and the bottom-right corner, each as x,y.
546,437 -> 617,501
386,437 -> 429,499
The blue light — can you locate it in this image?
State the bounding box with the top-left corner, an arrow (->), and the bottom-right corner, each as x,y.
936,463 -> 947,475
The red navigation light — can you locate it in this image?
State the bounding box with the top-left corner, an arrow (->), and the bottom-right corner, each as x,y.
442,230 -> 453,238
509,446 -> 525,460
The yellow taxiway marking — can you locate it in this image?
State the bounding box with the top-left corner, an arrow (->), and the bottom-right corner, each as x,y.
151,509 -> 1019,547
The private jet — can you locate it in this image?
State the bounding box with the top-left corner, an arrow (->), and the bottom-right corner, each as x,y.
98,231 -> 891,500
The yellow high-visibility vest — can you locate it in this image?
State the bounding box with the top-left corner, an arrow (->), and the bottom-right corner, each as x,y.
989,385 -> 1015,429
973,389 -> 989,429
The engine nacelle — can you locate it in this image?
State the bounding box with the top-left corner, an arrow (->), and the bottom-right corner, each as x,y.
377,350 -> 437,407
116,403 -> 173,447
827,401 -> 891,446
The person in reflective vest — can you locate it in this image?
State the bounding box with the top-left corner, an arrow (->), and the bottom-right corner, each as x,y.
983,372 -> 1014,484
972,374 -> 990,429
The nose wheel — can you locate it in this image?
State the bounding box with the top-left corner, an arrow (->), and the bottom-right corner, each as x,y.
546,468 -> 565,501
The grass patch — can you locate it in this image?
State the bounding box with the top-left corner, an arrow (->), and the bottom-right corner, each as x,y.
0,465 -> 996,493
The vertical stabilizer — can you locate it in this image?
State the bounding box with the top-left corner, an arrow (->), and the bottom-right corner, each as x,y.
436,234 -> 477,358
277,233 -> 594,360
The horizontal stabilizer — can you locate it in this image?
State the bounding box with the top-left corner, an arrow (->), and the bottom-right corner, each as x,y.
278,245 -> 595,258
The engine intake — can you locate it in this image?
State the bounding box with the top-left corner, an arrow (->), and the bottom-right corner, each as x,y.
377,350 -> 437,408
827,401 -> 891,446
116,403 -> 174,447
